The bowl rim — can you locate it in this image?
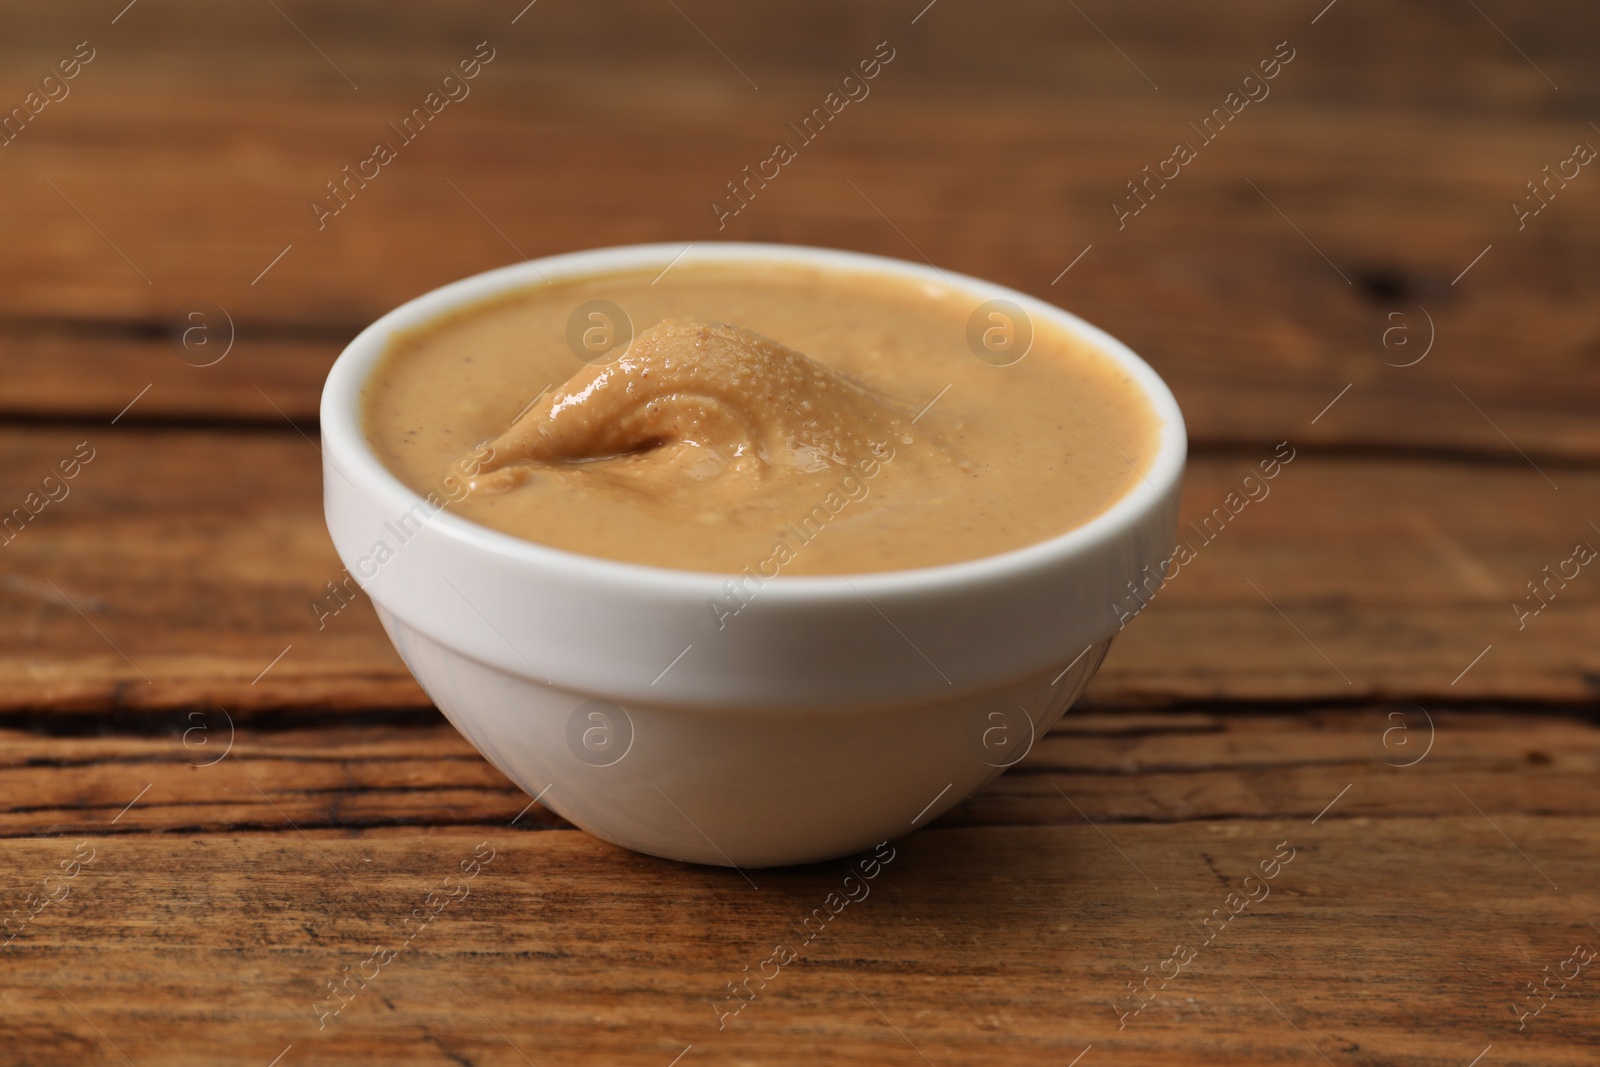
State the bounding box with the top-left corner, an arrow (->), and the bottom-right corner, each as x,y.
321,241 -> 1187,602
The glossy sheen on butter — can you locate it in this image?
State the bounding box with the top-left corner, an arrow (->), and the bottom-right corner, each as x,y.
363,262 -> 1160,575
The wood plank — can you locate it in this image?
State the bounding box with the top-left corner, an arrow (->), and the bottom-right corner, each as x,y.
2,428 -> 1596,711
0,706 -> 1594,838
9,0 -> 1591,111
0,320 -> 345,426
0,427 -> 422,712
0,819 -> 1594,1065
0,4 -> 1597,455
0,5 -> 1594,1064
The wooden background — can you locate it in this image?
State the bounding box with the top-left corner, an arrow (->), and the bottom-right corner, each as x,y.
2,1 -> 1597,1063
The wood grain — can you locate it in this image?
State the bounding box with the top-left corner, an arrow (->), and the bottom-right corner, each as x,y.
2,429 -> 1595,712
0,4 -> 1597,456
0,706 -> 1593,838
1,820 -> 1594,1066
0,320 -> 345,426
3,2 -> 1597,1063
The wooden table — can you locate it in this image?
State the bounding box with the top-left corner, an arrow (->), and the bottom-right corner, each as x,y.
3,2 -> 1597,1063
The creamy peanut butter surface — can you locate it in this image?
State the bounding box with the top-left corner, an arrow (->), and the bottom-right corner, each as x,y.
364,263 -> 1160,575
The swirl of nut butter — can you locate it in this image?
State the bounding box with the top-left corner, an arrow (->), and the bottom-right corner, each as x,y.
471,319 -> 919,491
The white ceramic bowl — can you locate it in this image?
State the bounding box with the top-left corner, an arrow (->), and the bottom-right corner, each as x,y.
321,243 -> 1185,868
